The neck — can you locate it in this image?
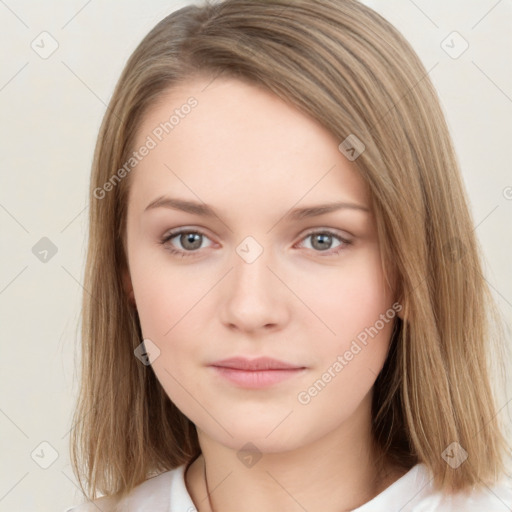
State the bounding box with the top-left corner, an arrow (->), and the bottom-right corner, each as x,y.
185,394 -> 405,512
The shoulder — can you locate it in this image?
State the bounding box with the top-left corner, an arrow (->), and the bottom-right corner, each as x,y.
414,479 -> 512,511
355,463 -> 512,512
64,465 -> 191,512
64,493 -> 118,512
64,496 -> 117,512
409,465 -> 512,512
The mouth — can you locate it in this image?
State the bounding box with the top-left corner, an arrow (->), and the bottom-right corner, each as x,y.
209,357 -> 307,389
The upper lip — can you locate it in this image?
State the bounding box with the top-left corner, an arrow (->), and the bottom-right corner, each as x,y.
210,357 -> 304,371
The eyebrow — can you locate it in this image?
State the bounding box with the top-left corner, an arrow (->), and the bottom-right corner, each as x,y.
143,196 -> 370,220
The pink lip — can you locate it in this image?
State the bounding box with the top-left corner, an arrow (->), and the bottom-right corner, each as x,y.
209,357 -> 306,389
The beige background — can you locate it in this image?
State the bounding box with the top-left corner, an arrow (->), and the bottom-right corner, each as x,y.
0,0 -> 511,510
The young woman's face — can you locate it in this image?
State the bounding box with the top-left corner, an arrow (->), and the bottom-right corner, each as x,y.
124,76 -> 398,453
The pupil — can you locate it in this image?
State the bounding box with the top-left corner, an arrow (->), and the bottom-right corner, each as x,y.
313,234 -> 331,251
178,233 -> 333,252
182,233 -> 202,250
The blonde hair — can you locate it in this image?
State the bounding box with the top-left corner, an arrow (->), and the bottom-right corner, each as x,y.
70,0 -> 511,502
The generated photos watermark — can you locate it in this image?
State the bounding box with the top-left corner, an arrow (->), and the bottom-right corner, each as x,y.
297,301 -> 402,405
93,96 -> 198,200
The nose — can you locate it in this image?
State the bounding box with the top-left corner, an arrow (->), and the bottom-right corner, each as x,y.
219,245 -> 290,334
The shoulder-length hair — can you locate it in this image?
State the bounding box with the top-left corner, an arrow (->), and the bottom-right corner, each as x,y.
70,0 -> 510,501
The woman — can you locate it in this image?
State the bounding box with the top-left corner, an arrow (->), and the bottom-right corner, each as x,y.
67,0 -> 512,510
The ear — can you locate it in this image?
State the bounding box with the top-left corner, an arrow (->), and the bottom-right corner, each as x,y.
122,266 -> 136,308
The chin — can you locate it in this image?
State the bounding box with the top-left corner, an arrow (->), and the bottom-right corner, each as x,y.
199,422 -> 307,454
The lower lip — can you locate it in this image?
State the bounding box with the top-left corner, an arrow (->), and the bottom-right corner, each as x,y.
211,366 -> 305,388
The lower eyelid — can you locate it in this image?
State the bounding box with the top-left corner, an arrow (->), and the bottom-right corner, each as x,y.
161,229 -> 351,256
162,230 -> 213,249
308,231 -> 348,243
296,232 -> 351,252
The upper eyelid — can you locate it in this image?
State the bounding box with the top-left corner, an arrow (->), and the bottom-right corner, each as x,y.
162,227 -> 352,247
162,227 -> 214,244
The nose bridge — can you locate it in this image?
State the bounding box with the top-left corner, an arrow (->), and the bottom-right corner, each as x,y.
232,234 -> 273,296
219,234 -> 287,331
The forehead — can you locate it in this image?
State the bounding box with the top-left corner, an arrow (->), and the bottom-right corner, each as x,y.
128,76 -> 369,218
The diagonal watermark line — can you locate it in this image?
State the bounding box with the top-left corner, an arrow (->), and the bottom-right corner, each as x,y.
163,367 -> 234,437
201,68 -> 226,93
61,60 -> 107,106
397,475 -> 434,511
163,267 -> 234,336
201,3 -> 292,93
472,62 -> 512,104
471,0 -> 503,30
0,265 -> 28,295
265,409 -> 294,438
406,204 -> 502,313
265,265 -> 336,335
483,276 -> 512,309
0,472 -> 29,503
0,408 -> 29,438
265,470 -> 309,511
0,0 -> 29,28
61,204 -> 89,233
370,62 -> 439,132
61,265 -> 100,306
367,367 -> 377,377
266,164 -> 336,234
61,0 -> 94,29
0,62 -> 29,92
476,478 -> 511,510
200,470 -> 233,506
61,388 -> 114,440
61,471 -> 106,511
61,61 -> 122,122
164,164 -> 232,233
472,395 -> 512,439
406,0 -> 439,28
0,202 -> 29,233
472,204 -> 499,232
461,455 -> 512,511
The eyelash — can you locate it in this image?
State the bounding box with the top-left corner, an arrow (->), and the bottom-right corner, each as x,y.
159,228 -> 352,258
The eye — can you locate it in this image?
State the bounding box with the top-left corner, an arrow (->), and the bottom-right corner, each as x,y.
297,230 -> 352,256
160,228 -> 352,258
160,229 -> 213,258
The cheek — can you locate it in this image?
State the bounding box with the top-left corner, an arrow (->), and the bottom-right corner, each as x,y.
129,248 -> 208,340
294,259 -> 396,434
130,258 -> 208,411
291,247 -> 395,404
131,240 -> 394,370
294,245 -> 394,351
126,240 -> 397,448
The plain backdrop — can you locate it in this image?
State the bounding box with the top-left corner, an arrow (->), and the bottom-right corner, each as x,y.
0,1 -> 511,510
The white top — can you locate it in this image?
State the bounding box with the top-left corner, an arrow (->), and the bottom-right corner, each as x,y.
64,462 -> 512,512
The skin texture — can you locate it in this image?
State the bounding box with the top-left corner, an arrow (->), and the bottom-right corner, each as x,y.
124,76 -> 404,512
